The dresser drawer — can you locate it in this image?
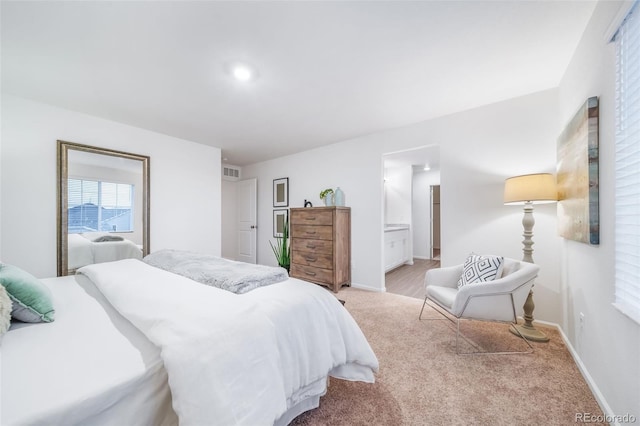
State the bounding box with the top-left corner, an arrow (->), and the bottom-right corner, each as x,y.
291,238 -> 333,254
291,224 -> 333,240
291,250 -> 333,269
290,264 -> 333,285
290,209 -> 333,226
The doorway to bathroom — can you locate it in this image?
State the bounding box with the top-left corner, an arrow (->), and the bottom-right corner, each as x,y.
383,146 -> 441,299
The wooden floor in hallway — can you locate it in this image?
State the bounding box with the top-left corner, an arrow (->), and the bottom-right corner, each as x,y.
384,258 -> 440,300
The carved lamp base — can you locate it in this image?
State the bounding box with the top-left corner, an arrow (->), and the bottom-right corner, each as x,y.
509,288 -> 550,342
509,323 -> 550,342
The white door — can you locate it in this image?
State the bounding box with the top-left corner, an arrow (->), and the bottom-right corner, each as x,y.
237,178 -> 257,264
430,185 -> 441,260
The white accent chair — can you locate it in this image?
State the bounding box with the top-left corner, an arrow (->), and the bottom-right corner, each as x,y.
419,257 -> 540,355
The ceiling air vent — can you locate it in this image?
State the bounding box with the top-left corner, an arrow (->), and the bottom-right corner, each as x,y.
222,165 -> 241,181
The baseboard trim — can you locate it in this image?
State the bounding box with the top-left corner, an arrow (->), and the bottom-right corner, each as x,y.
349,282 -> 385,293
524,318 -> 616,423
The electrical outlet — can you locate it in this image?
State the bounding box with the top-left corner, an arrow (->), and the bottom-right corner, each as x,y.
579,312 -> 585,330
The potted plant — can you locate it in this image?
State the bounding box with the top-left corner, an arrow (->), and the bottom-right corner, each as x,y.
319,188 -> 334,206
269,216 -> 290,272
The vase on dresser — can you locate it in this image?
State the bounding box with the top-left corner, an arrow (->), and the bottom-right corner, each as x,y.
334,187 -> 345,206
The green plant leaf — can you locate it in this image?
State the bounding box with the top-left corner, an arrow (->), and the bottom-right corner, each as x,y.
319,188 -> 334,199
270,214 -> 290,270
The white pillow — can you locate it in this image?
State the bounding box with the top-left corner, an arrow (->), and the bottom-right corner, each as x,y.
457,254 -> 504,288
81,232 -> 109,241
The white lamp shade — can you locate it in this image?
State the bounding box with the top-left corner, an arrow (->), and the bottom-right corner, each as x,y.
504,173 -> 557,204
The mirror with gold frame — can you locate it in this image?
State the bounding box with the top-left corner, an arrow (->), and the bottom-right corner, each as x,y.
57,140 -> 150,276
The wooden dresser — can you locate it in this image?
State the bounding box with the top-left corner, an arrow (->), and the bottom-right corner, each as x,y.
289,206 -> 351,292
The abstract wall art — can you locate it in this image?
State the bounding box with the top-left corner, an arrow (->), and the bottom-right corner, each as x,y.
557,96 -> 599,245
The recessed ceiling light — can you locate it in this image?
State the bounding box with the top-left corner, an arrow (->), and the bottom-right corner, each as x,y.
230,63 -> 256,82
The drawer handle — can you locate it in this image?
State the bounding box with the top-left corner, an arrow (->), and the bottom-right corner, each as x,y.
305,256 -> 317,262
305,271 -> 317,276
305,231 -> 316,235
306,244 -> 316,249
304,216 -> 316,220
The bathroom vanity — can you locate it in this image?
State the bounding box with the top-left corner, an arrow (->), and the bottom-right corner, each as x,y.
384,224 -> 411,272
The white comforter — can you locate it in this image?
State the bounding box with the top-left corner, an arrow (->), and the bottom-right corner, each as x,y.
78,259 -> 378,426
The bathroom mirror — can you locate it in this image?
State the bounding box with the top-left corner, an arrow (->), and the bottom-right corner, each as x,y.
57,140 -> 150,276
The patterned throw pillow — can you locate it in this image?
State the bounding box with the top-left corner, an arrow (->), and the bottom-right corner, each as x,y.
457,254 -> 504,288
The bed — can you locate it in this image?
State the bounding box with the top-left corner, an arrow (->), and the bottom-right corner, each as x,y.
1,258 -> 378,425
67,233 -> 143,270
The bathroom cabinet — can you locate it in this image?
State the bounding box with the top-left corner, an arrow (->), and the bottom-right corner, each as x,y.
384,226 -> 410,272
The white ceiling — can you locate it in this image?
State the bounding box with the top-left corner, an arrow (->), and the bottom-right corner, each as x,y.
1,1 -> 596,166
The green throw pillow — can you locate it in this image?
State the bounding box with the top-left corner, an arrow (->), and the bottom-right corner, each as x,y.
0,284 -> 12,338
0,264 -> 55,323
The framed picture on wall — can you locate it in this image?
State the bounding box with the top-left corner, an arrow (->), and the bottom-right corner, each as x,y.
557,96 -> 599,245
273,177 -> 289,207
273,209 -> 288,238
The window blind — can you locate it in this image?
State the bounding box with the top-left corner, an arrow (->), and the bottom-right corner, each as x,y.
614,2 -> 640,325
68,178 -> 134,234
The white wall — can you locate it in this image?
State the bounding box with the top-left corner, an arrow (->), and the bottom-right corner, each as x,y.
558,0 -> 639,419
0,91 -> 3,260
384,165 -> 412,225
242,88 -> 561,307
221,179 -> 238,260
1,94 -> 222,278
412,170 -> 440,259
242,141 -> 383,290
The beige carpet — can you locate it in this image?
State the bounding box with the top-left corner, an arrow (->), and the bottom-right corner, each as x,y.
291,288 -> 605,425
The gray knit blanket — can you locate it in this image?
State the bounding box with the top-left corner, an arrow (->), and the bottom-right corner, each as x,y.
143,249 -> 288,294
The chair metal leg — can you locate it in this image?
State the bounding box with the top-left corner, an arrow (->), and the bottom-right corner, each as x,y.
455,297 -> 535,355
455,318 -> 533,355
420,296 -> 534,355
419,297 -> 456,325
419,296 -> 428,319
